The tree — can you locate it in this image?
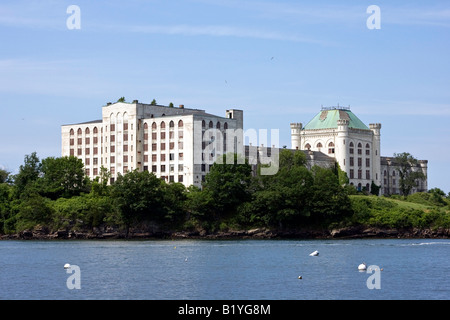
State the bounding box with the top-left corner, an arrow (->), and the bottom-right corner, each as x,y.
242,149 -> 313,228
117,97 -> 126,102
39,156 -> 88,199
150,99 -> 157,105
13,152 -> 41,197
169,102 -> 174,108
310,165 -> 352,224
203,154 -> 252,218
393,152 -> 426,197
0,169 -> 11,184
111,170 -> 164,236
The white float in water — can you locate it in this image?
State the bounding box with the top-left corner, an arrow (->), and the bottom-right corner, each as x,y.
309,250 -> 319,256
358,263 -> 367,271
64,263 -> 71,269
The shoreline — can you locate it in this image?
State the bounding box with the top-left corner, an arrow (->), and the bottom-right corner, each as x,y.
1,226 -> 449,240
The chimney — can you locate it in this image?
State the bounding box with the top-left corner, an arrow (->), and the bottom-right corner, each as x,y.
179,104 -> 184,109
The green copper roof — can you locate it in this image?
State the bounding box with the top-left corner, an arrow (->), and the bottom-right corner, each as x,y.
303,108 -> 369,130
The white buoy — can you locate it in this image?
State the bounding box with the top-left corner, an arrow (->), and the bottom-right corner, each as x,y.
309,250 -> 319,256
64,263 -> 71,269
358,263 -> 367,271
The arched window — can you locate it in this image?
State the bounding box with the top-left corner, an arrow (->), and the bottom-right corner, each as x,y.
328,142 -> 335,154
209,121 -> 213,128
77,128 -> 82,135
216,122 -> 221,129
349,141 -> 354,154
70,129 -> 74,136
178,120 -> 184,127
160,121 -> 166,129
202,120 -> 206,128
169,120 -> 174,128
365,143 -> 370,155
144,122 -> 148,130
316,142 -> 323,148
93,127 -> 98,134
305,143 -> 311,150
357,142 -> 362,155
152,122 -> 157,130
224,122 -> 228,130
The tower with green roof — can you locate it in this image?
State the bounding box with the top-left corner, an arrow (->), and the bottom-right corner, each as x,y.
291,107 -> 382,192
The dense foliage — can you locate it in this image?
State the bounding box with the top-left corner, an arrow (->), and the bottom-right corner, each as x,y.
0,151 -> 448,236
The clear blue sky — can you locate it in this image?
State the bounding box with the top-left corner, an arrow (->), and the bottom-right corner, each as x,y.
1,0 -> 449,192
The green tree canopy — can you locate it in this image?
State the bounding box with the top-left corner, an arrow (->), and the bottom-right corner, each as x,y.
111,170 -> 165,236
393,152 -> 426,197
40,156 -> 88,199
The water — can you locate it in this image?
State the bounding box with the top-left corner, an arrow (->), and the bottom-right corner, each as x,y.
0,239 -> 449,300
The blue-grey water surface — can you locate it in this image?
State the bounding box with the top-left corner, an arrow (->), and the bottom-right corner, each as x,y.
0,239 -> 449,300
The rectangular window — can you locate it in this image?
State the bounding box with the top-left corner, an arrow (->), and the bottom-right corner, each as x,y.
178,142 -> 183,150
123,145 -> 128,152
169,153 -> 175,161
144,144 -> 148,151
143,155 -> 148,162
77,138 -> 82,145
178,164 -> 184,172
85,148 -> 90,155
85,137 -> 90,145
124,134 -> 128,141
93,137 -> 98,144
179,153 -> 183,160
70,149 -> 74,156
161,154 -> 166,161
178,175 -> 183,182
93,168 -> 98,176
366,158 -> 370,167
160,132 -> 166,140
110,124 -> 115,131
123,123 -> 128,131
358,158 -> 362,167
152,154 -> 157,162
93,158 -> 98,165
161,165 -> 166,172
93,147 -> 98,155
85,158 -> 90,165
152,143 -> 157,151
358,170 -> 362,179
161,143 -> 166,151
366,170 -> 370,180
110,156 -> 115,164
152,132 -> 157,140
152,165 -> 157,173
350,157 -> 354,166
349,169 -> 354,179
123,155 -> 128,163
110,135 -> 115,142
170,142 -> 175,150
70,139 -> 74,146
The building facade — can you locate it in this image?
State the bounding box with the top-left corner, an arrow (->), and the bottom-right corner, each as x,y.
61,100 -> 243,188
291,107 -> 427,195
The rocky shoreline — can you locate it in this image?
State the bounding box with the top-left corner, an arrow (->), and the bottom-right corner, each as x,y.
1,225 -> 449,240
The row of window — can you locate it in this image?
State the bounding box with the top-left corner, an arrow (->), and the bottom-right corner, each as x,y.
304,141 -> 371,156
349,169 -> 371,180
348,157 -> 370,167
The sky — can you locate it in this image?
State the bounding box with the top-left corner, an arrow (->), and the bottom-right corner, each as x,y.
0,0 -> 449,192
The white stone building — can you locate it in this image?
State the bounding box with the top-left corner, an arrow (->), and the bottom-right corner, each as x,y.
61,100 -> 243,188
291,107 -> 427,195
